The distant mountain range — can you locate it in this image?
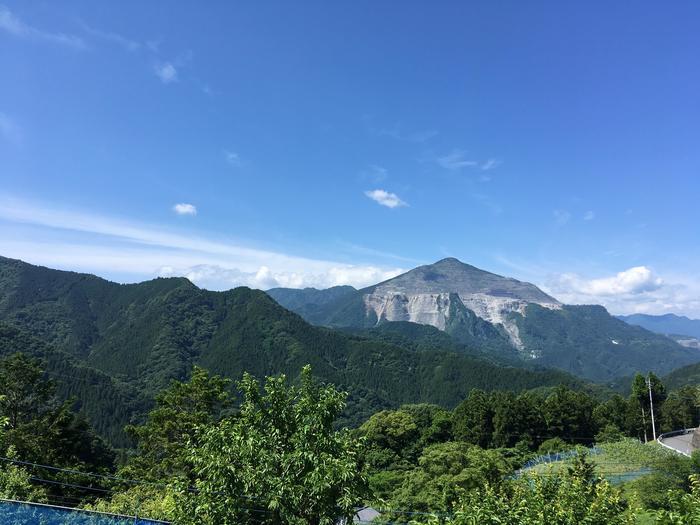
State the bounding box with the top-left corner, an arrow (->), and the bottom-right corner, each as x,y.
617,313 -> 700,339
0,255 -> 586,447
268,258 -> 699,382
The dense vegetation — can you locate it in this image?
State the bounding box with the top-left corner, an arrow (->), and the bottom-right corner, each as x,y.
2,353 -> 700,524
3,256 -> 700,523
0,256 -> 589,447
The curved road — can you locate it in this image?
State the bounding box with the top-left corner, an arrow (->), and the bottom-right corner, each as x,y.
658,428 -> 695,457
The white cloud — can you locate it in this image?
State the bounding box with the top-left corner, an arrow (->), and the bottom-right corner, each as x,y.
155,62 -> 178,83
437,150 -> 478,170
0,196 -> 405,291
173,203 -> 197,216
584,210 -> 595,221
0,112 -> 20,144
158,263 -> 403,291
224,150 -> 241,167
543,266 -> 700,317
553,209 -> 571,225
365,189 -> 407,209
555,266 -> 663,296
0,5 -> 84,49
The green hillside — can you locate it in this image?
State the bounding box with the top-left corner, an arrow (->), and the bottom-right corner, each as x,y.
0,256 -> 589,446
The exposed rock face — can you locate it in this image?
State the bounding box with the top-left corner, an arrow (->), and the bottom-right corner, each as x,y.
361,258 -> 561,350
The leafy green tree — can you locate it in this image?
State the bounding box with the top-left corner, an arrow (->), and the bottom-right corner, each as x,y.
123,366 -> 232,481
0,406 -> 47,502
631,373 -> 666,442
659,386 -> 699,433
453,389 -> 493,447
388,441 -> 510,513
0,353 -> 113,472
360,409 -> 419,459
595,424 -> 626,443
656,474 -> 700,524
594,394 -> 635,436
440,473 -> 635,525
542,386 -> 597,445
537,437 -> 571,455
173,366 -> 369,525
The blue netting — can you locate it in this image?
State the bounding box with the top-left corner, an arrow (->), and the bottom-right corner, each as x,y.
0,500 -> 168,524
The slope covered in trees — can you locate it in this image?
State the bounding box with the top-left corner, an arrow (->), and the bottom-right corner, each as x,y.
0,256 -> 587,446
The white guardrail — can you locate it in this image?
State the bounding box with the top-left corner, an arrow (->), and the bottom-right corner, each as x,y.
657,427 -> 696,457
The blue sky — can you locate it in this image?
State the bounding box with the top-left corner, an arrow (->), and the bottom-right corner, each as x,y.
1,1 -> 699,317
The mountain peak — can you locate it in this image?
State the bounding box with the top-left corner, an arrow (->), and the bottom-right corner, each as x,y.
366,258 -> 559,304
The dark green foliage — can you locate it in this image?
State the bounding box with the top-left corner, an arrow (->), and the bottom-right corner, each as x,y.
659,386 -> 700,433
664,361 -> 700,390
0,353 -> 114,504
122,366 -> 232,481
515,304 -> 698,381
0,322 -> 146,447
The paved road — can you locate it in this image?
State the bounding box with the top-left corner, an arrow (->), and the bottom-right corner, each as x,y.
659,431 -> 694,456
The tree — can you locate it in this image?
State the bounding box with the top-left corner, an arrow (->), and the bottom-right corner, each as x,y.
631,373 -> 666,442
388,441 -> 509,513
453,389 -> 493,448
0,353 -> 54,430
656,474 -> 700,524
0,353 -> 113,472
542,386 -> 597,445
123,366 -> 232,481
440,474 -> 635,525
173,366 -> 369,525
660,386 -> 699,433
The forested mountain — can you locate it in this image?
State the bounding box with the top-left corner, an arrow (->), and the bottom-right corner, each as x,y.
268,258 -> 699,382
0,256 -> 587,447
663,361 -> 700,390
618,313 -> 700,339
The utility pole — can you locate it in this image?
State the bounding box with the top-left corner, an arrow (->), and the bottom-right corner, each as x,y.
647,374 -> 657,441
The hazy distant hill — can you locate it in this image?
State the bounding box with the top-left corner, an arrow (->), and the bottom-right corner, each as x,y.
268,258 -> 699,382
617,313 -> 700,339
0,255 -> 587,446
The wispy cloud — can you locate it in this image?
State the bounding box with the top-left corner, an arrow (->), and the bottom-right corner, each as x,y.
173,203 -> 197,216
365,189 -> 408,209
79,22 -> 140,52
436,151 -> 502,176
154,62 -> 178,84
224,150 -> 241,167
584,210 -> 595,221
0,5 -> 85,49
0,112 -> 21,144
437,150 -> 479,170
0,197 -> 405,290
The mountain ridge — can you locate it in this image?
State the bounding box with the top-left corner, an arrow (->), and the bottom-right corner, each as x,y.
268,258 -> 699,382
0,255 -> 589,446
